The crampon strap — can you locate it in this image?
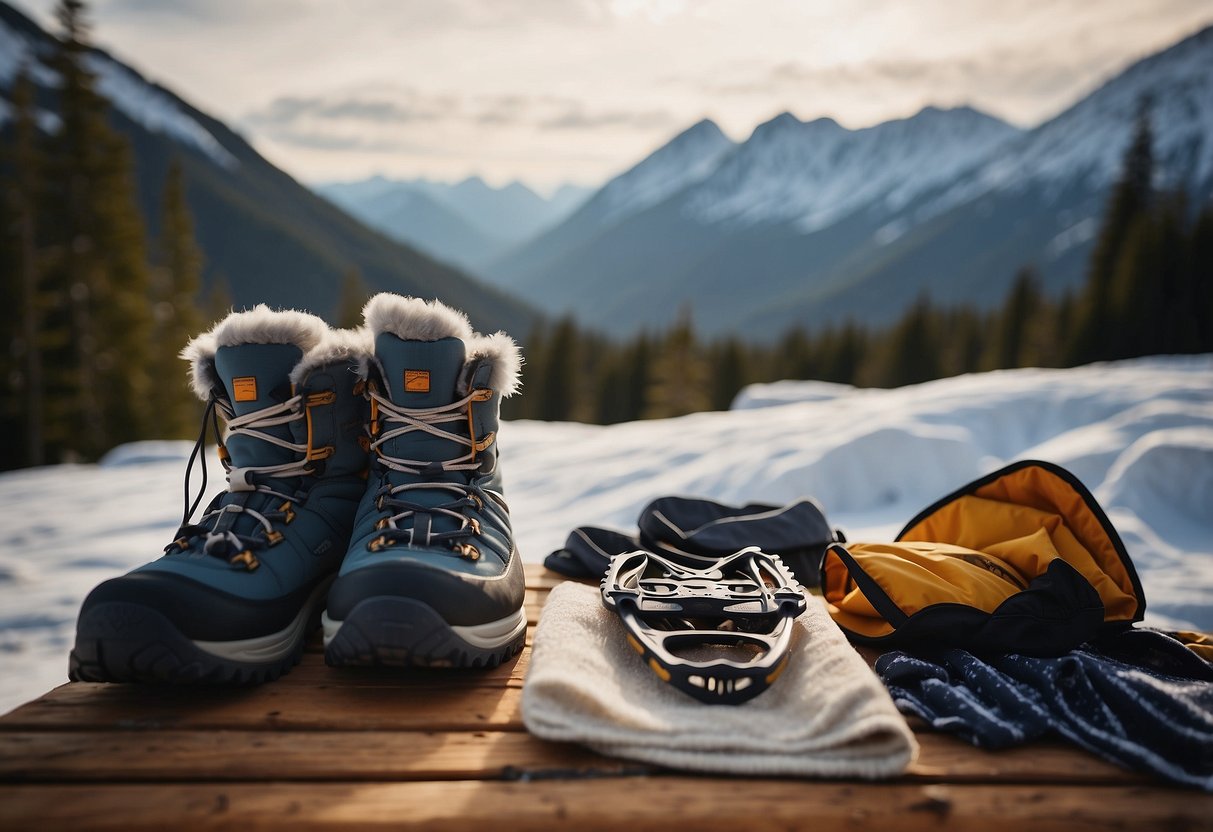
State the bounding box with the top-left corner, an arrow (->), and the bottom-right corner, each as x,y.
601,547 -> 806,705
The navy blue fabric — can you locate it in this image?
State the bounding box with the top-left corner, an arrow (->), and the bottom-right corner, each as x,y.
544,496 -> 838,584
876,630 -> 1213,789
544,526 -> 640,579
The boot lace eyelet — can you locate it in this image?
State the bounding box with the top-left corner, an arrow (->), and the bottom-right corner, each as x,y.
229,550 -> 260,571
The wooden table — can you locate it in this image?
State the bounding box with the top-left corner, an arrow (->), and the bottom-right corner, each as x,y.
1,566 -> 1209,830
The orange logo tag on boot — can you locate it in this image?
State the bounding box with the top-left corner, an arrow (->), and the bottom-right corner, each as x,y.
404,370 -> 431,393
232,376 -> 258,402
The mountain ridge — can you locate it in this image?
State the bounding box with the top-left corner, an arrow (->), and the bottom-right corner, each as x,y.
314,174 -> 591,272
484,23 -> 1212,337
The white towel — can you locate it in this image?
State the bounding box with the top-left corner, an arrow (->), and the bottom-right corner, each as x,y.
522,581 -> 918,778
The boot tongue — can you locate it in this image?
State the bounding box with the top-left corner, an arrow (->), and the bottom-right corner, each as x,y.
214,342 -> 303,469
374,332 -> 467,465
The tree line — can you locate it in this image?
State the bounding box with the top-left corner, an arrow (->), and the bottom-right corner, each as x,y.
504,108 -> 1212,423
0,0 -> 221,470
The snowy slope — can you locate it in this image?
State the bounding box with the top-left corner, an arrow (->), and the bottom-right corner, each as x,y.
684,106 -> 1019,232
1,357 -> 1211,714
0,9 -> 235,168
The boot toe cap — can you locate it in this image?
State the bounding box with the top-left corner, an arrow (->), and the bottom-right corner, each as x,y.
79,571 -> 323,642
327,551 -> 523,626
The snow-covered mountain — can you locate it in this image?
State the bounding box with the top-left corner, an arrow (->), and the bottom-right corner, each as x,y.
2,355 -> 1210,714
684,106 -> 1018,232
0,1 -> 534,333
761,22 -> 1213,336
592,118 -> 735,224
436,176 -> 589,244
486,24 -> 1213,337
487,105 -> 1021,329
318,176 -> 508,271
486,118 -> 734,290
0,8 -> 233,168
315,175 -> 590,272
940,26 -> 1213,210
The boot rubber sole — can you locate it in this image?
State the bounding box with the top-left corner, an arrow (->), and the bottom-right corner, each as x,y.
68,577 -> 332,685
322,597 -> 526,669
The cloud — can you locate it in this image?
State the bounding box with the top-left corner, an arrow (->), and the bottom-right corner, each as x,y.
243,87 -> 679,151
680,35 -> 1149,129
99,0 -> 606,30
99,0 -> 299,25
243,90 -> 457,128
539,105 -> 678,131
256,130 -> 410,153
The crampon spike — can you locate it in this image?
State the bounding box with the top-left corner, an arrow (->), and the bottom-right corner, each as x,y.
601,546 -> 806,705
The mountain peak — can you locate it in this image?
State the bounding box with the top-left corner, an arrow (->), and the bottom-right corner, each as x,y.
906,103 -> 1008,126
750,111 -> 844,141
454,174 -> 490,192
583,117 -> 735,223
680,117 -> 725,137
685,97 -> 1020,231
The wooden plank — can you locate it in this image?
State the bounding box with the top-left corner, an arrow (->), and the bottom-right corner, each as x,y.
908,734 -> 1141,783
0,729 -> 1142,786
2,780 -> 1208,832
277,650 -> 530,687
0,683 -> 526,732
524,565 -> 580,591
0,731 -> 638,783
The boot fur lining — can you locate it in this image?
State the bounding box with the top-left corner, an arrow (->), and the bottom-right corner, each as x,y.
467,332 -> 523,398
180,304 -> 328,400
362,294 -> 474,343
289,326 -> 375,386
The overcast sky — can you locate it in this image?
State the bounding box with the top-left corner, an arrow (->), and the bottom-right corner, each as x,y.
13,0 -> 1213,191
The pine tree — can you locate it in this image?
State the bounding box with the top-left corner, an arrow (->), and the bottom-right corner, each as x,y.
870,296 -> 942,387
41,0 -> 154,459
146,159 -> 204,438
593,349 -> 629,424
644,307 -> 710,418
203,271 -> 234,327
939,306 -> 984,377
1069,99 -> 1154,364
984,267 -> 1044,369
504,323 -> 545,421
1186,205 -> 1213,353
620,333 -> 651,422
1,69 -> 46,469
776,325 -> 812,379
1149,193 -> 1196,355
822,321 -> 867,385
336,266 -> 368,328
538,317 -> 577,421
709,337 -> 748,411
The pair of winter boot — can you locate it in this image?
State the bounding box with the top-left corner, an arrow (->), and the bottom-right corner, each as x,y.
69,294 -> 526,684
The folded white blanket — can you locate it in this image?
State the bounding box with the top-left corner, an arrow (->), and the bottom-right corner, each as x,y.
522,581 -> 918,778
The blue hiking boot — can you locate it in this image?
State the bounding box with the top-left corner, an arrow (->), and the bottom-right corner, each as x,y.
69,307 -> 370,684
323,294 -> 526,668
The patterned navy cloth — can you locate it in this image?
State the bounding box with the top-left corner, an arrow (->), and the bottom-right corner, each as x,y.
876,630 -> 1213,790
